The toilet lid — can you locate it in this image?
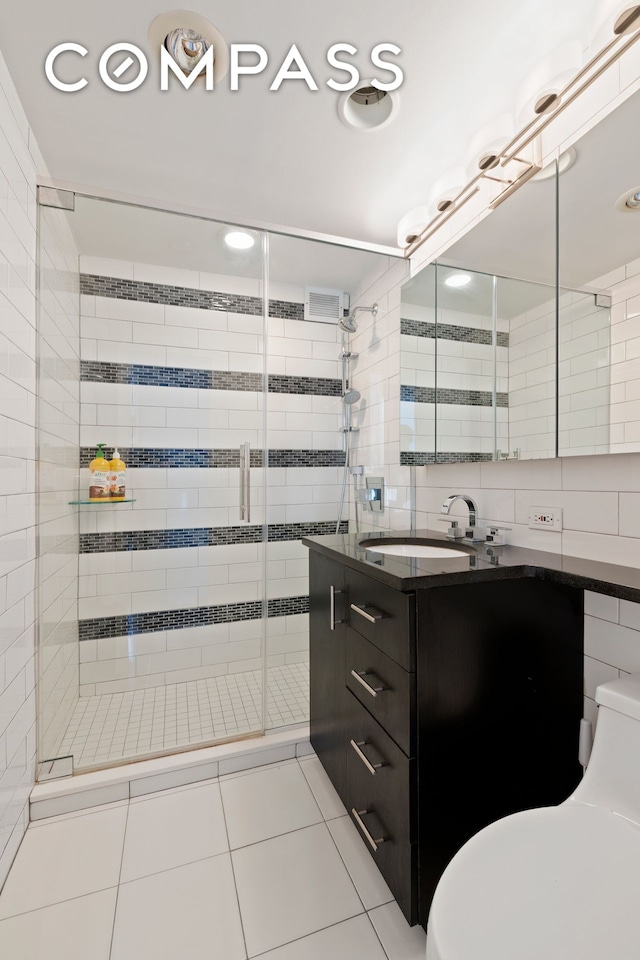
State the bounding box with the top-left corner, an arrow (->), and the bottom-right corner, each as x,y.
427,803 -> 640,960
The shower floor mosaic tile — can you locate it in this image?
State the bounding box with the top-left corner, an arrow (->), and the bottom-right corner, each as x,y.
58,662 -> 309,770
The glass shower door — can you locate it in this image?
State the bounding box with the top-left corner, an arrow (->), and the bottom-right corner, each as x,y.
37,194 -> 269,771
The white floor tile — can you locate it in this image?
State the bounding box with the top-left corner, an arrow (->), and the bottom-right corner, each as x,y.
121,782 -> 228,882
299,756 -> 347,820
111,854 -> 246,960
0,889 -> 117,960
328,816 -> 394,910
0,806 -> 127,918
255,913 -> 387,959
221,761 -> 322,848
232,822 -> 363,957
368,902 -> 427,960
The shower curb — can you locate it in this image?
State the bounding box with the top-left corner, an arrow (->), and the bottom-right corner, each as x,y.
29,727 -> 311,821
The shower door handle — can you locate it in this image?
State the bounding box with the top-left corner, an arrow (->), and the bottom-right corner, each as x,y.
239,442 -> 251,522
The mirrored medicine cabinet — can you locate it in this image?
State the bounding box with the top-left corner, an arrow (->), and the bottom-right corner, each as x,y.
400,85 -> 640,465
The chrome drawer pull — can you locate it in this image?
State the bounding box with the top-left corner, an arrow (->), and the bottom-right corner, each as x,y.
350,739 -> 384,775
330,585 -> 343,631
352,808 -> 386,852
350,670 -> 385,698
350,603 -> 384,624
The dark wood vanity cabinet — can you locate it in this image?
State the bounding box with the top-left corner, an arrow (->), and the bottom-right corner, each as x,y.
309,549 -> 584,929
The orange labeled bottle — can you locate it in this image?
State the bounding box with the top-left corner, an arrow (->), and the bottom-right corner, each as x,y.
109,448 -> 127,501
89,443 -> 110,502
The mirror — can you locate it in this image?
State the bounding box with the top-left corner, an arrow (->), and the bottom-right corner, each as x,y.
401,160 -> 558,464
557,86 -> 639,457
401,83 -> 640,464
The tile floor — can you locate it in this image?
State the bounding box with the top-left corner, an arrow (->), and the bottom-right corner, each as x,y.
0,754 -> 427,959
58,663 -> 310,769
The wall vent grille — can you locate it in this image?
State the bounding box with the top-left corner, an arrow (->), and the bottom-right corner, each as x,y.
304,287 -> 346,324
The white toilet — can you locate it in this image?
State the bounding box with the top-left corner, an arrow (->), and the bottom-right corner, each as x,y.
426,672 -> 640,960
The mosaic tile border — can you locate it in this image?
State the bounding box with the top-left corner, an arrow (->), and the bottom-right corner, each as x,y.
80,447 -> 346,469
400,385 -> 509,408
80,361 -> 342,397
400,451 -> 493,465
80,521 -> 349,555
401,318 -> 510,348
79,595 -> 310,641
81,274 -> 303,321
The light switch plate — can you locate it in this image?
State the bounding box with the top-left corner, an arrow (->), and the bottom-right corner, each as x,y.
528,506 -> 563,531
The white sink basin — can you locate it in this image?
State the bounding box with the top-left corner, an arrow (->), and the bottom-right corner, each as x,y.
363,542 -> 470,559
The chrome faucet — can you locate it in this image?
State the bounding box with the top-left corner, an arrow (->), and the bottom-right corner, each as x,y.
440,494 -> 484,542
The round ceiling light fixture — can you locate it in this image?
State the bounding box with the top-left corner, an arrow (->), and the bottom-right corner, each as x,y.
615,185 -> 640,212
338,82 -> 400,131
445,273 -> 472,288
224,231 -> 256,250
148,11 -> 229,84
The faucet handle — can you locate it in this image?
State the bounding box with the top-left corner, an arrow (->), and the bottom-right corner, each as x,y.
485,525 -> 511,546
437,519 -> 464,540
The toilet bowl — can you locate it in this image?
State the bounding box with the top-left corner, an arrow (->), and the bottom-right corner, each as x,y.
426,672 -> 640,960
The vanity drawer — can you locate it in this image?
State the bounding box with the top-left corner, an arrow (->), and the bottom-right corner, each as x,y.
346,568 -> 414,671
346,690 -> 415,841
346,693 -> 418,923
346,627 -> 414,756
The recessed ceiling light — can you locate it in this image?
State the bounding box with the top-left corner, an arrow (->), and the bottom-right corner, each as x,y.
225,231 -> 255,250
338,81 -> 400,131
445,273 -> 471,288
615,185 -> 640,212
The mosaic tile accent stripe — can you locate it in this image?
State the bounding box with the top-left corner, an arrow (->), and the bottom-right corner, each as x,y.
400,451 -> 493,465
400,385 -> 509,408
80,361 -> 342,397
80,274 -> 303,321
80,447 -> 346,468
79,595 -> 310,641
80,521 -> 349,555
401,318 -> 510,348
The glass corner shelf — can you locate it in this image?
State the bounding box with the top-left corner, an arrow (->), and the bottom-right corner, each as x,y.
68,499 -> 136,505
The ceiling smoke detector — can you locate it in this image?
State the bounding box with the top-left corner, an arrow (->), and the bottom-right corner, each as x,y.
338,80 -> 399,131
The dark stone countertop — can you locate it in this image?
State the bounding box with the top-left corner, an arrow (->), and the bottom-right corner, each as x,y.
302,529 -> 640,602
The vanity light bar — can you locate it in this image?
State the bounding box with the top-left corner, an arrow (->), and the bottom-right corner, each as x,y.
404,20 -> 640,259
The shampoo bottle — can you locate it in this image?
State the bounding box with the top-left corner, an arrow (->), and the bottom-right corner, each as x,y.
89,443 -> 110,502
109,448 -> 127,501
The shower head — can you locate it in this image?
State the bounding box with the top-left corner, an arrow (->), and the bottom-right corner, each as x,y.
339,315 -> 358,334
342,388 -> 361,404
338,302 -> 379,334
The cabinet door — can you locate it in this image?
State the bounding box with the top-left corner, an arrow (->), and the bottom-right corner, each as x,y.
309,550 -> 348,804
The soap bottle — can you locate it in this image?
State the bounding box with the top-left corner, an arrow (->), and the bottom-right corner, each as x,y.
89,443 -> 110,502
109,448 -> 127,501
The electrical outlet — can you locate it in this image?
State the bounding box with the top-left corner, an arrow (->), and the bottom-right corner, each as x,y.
528,506 -> 563,531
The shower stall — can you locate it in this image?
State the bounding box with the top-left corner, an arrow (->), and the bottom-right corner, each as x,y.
36,191 -> 392,774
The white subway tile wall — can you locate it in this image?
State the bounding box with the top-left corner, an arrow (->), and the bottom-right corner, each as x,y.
0,51 -> 80,888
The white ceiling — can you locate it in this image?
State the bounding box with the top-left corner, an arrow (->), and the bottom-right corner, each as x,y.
0,0 -> 597,247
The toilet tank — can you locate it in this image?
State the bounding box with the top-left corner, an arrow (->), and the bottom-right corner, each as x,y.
570,673 -> 640,823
